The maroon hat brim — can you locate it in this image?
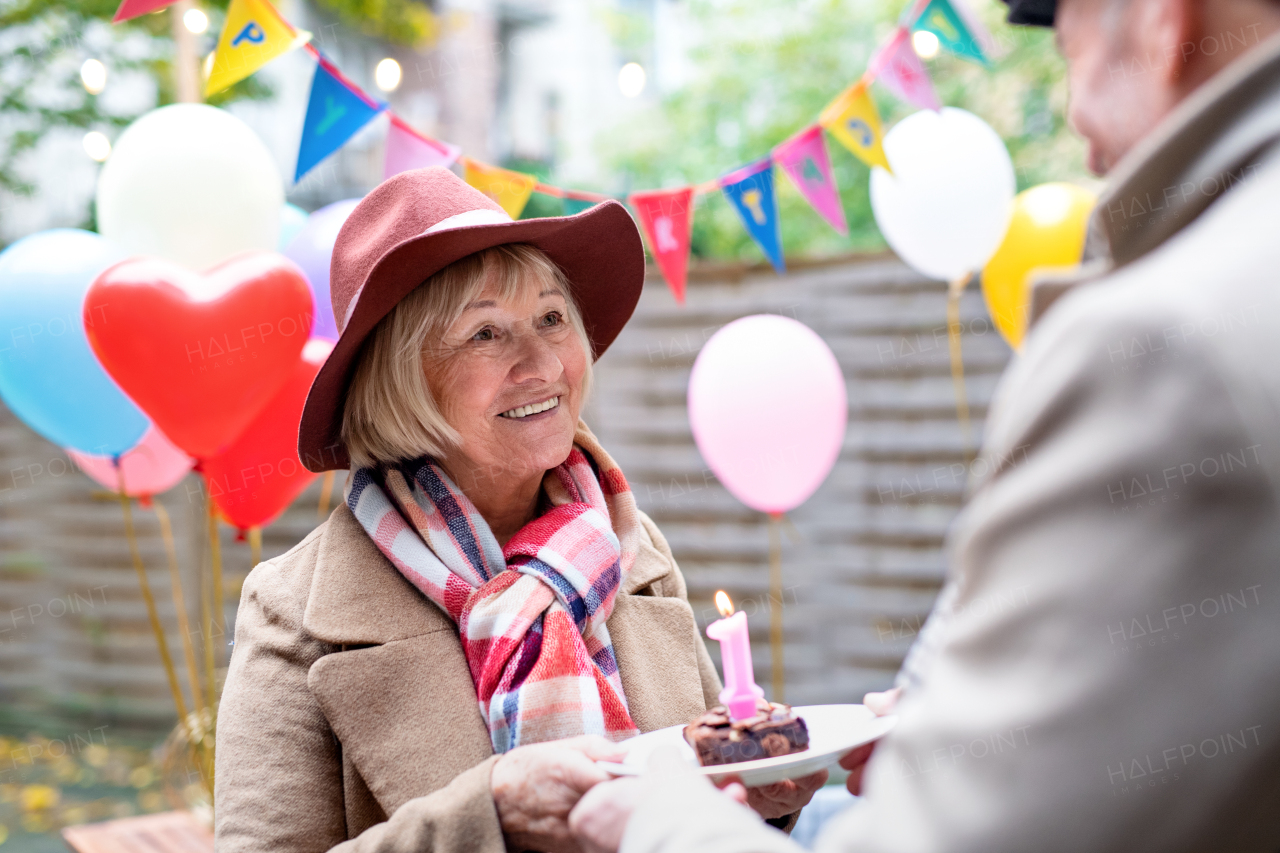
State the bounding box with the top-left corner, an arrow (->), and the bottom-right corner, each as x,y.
298,199 -> 644,473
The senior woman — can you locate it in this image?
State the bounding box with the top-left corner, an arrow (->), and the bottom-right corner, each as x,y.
214,168 -> 820,853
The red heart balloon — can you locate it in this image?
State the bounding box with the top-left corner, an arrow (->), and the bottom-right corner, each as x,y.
85,252 -> 313,458
203,339 -> 333,530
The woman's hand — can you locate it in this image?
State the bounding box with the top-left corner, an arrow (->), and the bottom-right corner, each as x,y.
715,769 -> 828,821
491,735 -> 625,853
840,687 -> 901,796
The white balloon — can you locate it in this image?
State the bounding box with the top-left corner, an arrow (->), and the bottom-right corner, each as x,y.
96,104 -> 283,271
870,108 -> 1015,282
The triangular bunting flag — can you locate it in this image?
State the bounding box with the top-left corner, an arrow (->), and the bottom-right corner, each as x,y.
629,187 -> 694,305
462,159 -> 539,218
819,82 -> 891,172
870,27 -> 941,111
205,0 -> 310,96
384,115 -> 461,180
913,0 -> 992,66
296,56 -> 385,181
112,0 -> 178,23
772,125 -> 848,236
719,159 -> 785,273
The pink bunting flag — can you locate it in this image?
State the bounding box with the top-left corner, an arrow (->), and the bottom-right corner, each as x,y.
112,0 -> 179,21
628,187 -> 695,305
870,27 -> 941,111
384,115 -> 462,180
772,126 -> 848,237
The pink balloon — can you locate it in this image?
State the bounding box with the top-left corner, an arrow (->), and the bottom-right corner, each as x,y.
68,425 -> 193,497
688,315 -> 846,514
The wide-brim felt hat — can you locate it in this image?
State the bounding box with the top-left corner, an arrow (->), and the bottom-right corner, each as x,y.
297,166 -> 645,473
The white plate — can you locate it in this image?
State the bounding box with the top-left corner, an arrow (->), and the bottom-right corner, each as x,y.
598,704 -> 897,787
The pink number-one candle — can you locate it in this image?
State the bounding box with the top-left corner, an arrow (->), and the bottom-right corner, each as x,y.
706,591 -> 765,720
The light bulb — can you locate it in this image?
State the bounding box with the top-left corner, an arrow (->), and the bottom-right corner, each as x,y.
618,62 -> 646,98
375,58 -> 401,92
83,131 -> 111,162
80,59 -> 107,95
184,8 -> 209,34
912,29 -> 941,59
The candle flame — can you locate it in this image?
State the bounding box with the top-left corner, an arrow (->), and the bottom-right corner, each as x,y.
715,590 -> 734,618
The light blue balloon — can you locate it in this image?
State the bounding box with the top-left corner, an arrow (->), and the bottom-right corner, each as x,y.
278,203 -> 309,250
0,229 -> 149,455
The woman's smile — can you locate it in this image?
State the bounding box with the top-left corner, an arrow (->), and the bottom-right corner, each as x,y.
498,395 -> 561,420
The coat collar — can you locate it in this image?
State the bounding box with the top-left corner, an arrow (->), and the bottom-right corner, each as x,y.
1097,30 -> 1280,268
302,501 -> 675,646
1028,31 -> 1280,331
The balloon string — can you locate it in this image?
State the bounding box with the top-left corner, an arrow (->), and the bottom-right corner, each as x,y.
781,513 -> 802,545
767,513 -> 785,704
153,500 -> 206,718
206,482 -> 224,706
947,273 -> 975,465
154,499 -> 215,803
248,525 -> 262,568
113,460 -> 190,730
318,470 -> 336,519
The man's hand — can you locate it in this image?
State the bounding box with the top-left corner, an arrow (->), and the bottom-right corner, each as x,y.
491,735 -> 625,853
567,777 -> 644,853
840,687 -> 901,796
716,769 -> 828,820
570,746 -> 729,853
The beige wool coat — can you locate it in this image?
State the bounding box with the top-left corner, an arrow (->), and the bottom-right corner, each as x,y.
620,30 -> 1280,853
214,500 -> 723,853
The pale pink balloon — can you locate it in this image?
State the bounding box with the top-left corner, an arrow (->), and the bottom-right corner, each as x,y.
68,425 -> 194,497
688,315 -> 847,514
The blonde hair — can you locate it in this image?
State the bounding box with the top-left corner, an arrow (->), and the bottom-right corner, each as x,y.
341,243 -> 593,468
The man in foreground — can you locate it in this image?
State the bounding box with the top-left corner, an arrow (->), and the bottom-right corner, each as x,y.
568,0 -> 1280,847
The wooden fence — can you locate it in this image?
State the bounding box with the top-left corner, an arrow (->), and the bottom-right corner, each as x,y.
0,253 -> 1010,723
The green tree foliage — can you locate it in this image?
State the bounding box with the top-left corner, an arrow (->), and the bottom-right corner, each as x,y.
0,0 -> 270,236
314,0 -> 436,46
0,0 -> 432,238
603,0 -> 1091,262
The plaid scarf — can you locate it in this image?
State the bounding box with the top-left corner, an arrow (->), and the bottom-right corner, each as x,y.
345,423 -> 641,752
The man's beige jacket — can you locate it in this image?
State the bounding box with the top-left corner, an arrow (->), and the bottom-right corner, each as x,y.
622,31 -> 1280,853
213,503 -> 721,853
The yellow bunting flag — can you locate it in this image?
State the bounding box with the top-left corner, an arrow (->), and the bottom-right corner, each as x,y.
205,0 -> 311,97
463,158 -> 538,219
819,81 -> 891,173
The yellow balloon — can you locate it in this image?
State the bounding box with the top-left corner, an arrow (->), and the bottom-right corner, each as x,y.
981,183 -> 1096,350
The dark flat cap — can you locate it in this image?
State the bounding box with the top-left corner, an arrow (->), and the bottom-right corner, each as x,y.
1002,0 -> 1055,26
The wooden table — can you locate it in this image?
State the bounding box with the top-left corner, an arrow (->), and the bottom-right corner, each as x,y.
62,810 -> 213,853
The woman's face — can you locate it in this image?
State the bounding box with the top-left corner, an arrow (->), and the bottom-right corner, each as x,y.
427,274 -> 588,489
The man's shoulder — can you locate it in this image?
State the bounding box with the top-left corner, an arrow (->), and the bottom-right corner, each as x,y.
1067,151 -> 1280,340
1023,155 -> 1280,405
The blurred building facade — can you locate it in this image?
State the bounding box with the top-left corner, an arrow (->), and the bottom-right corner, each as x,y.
1,0 -> 687,243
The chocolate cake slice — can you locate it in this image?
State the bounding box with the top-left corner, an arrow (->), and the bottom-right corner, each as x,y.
684,699 -> 809,766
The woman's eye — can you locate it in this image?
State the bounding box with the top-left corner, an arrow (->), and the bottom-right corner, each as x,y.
541,312 -> 563,327
472,327 -> 495,342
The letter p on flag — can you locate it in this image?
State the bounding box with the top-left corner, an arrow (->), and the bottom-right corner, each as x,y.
206,0 -> 311,97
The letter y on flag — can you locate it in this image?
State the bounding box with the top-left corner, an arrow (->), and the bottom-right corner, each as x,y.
720,158 -> 785,273
295,54 -> 385,181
